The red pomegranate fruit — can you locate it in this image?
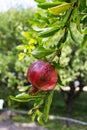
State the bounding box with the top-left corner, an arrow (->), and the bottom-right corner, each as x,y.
27,60 -> 58,95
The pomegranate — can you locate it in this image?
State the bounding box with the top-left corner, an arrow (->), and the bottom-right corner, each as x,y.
27,60 -> 58,95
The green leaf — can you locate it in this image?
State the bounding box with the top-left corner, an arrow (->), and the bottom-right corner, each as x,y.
16,93 -> 42,99
32,112 -> 37,121
48,2 -> 71,15
31,46 -> 55,59
37,110 -> 44,125
10,93 -> 42,102
35,0 -> 46,3
81,15 -> 87,26
28,109 -> 33,115
76,15 -> 82,33
34,97 -> 44,109
52,62 -> 64,70
10,95 -> 32,102
30,109 -> 44,125
79,0 -> 86,11
62,7 -> 72,26
58,75 -> 65,86
69,26 -> 80,44
28,99 -> 44,124
38,26 -> 59,37
81,34 -> 87,48
44,91 -> 54,122
15,93 -> 30,99
84,28 -> 87,35
38,2 -> 65,9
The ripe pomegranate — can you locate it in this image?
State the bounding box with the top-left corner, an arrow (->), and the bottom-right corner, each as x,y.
27,60 -> 58,95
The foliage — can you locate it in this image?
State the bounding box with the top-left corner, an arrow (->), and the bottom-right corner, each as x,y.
0,8 -> 35,106
11,0 -> 87,125
10,91 -> 87,130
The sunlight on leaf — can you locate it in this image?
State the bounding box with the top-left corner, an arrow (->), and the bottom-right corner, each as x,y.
48,3 -> 71,15
29,38 -> 37,45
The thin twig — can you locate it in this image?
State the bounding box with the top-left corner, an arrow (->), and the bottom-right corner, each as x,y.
49,49 -> 59,63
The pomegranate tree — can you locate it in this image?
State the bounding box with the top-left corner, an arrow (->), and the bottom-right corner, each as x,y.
27,60 -> 58,94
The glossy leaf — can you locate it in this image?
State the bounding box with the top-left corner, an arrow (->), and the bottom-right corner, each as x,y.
16,93 -> 42,99
35,0 -> 46,3
10,93 -> 42,102
48,3 -> 71,15
38,26 -> 59,37
31,46 -> 55,59
10,95 -> 33,102
16,93 -> 30,99
38,2 -> 65,9
19,85 -> 32,92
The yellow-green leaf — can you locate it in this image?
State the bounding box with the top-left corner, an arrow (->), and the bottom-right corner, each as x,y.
48,3 -> 71,15
18,53 -> 26,60
29,38 -> 37,45
22,31 -> 29,39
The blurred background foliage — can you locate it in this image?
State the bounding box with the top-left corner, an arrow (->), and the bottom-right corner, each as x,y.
0,8 -> 35,107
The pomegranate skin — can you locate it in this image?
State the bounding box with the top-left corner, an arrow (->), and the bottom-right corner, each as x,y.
27,60 -> 58,93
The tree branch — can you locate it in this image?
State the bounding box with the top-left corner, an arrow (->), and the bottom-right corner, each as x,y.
49,0 -> 79,63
